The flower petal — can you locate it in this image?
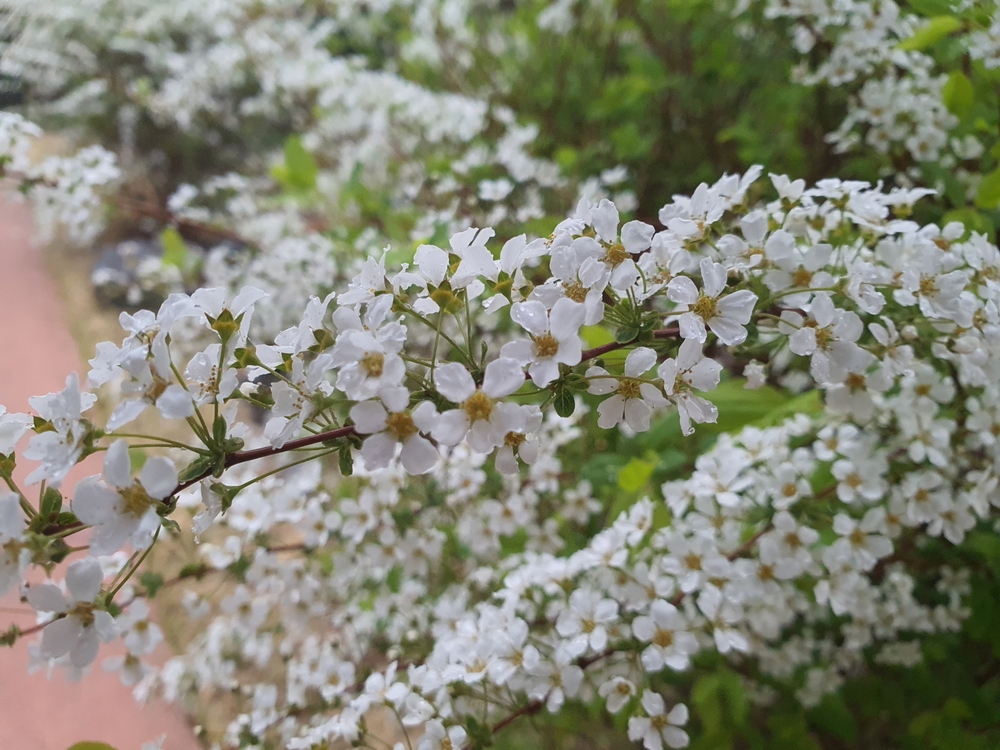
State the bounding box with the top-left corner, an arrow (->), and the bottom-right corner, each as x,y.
140,457 -> 178,500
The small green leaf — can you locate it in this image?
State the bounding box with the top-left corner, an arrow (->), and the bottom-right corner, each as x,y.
140,571 -> 165,598
178,454 -> 214,484
941,70 -> 974,119
40,487 -> 62,517
160,227 -> 188,269
386,564 -> 402,593
68,743 -> 120,750
976,167 -> 1000,209
209,482 -> 241,513
553,388 -> 576,418
896,15 -> 962,51
615,326 -> 639,344
339,445 -> 354,476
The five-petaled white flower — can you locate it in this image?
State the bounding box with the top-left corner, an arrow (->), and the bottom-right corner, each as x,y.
667,259 -> 757,345
72,439 -> 178,555
657,338 -> 722,435
631,598 -> 699,671
24,557 -> 119,668
501,298 -> 586,387
587,347 -> 667,432
351,386 -> 440,475
628,692 -> 690,750
432,358 -> 525,452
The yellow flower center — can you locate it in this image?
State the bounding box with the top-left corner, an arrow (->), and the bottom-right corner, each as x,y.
361,352 -> 385,378
533,334 -> 560,358
691,294 -> 717,321
504,431 -> 526,448
386,412 -> 417,440
792,268 -> 813,287
918,276 -> 938,296
604,242 -> 630,266
463,391 -> 494,421
71,602 -> 96,628
618,378 -> 642,400
653,629 -> 674,648
563,281 -> 589,303
120,483 -> 155,518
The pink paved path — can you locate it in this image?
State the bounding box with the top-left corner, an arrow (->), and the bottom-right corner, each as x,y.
0,196 -> 201,750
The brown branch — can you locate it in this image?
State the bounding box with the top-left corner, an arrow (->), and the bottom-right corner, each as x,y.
173,425 -> 358,494
116,196 -> 253,247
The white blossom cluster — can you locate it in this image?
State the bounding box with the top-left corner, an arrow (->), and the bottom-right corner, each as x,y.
0,0 -> 650,336
762,0 -> 993,186
5,113 -> 1000,748
0,112 -> 120,245
1,0 -> 583,232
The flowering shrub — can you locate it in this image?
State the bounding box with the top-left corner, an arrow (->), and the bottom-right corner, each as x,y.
5,102 -> 1000,749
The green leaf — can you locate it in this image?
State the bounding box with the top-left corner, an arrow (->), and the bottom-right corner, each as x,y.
615,326 -> 639,344
553,388 -> 576,418
160,227 -> 188,269
338,444 -> 354,476
209,482 -> 241,513
706,380 -> 800,433
140,571 -> 165,598
907,0 -> 957,15
40,487 -> 62,517
942,70 -> 974,119
976,167 -> 1000,209
896,16 -> 962,51
282,136 -> 318,191
617,457 -> 656,493
68,743 -> 120,750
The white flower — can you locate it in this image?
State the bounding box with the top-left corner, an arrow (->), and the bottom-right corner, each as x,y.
587,347 -> 667,432
493,403 -> 543,474
116,598 -> 163,656
631,599 -> 699,671
666,259 -> 757,345
527,660 -> 584,712
555,588 -> 619,656
449,227 -> 499,287
590,198 -> 653,293
758,511 -> 818,579
657,338 -> 722,435
432,358 -> 525,452
598,676 -> 637,714
418,721 -> 468,750
331,295 -> 407,400
501,298 -> 586,387
103,652 -> 151,686
23,373 -> 98,486
628,692 -> 689,749
0,407 -> 31,455
24,557 -> 119,668
781,294 -> 873,383
72,439 -> 178,555
351,387 -> 440,475
827,513 -> 893,572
